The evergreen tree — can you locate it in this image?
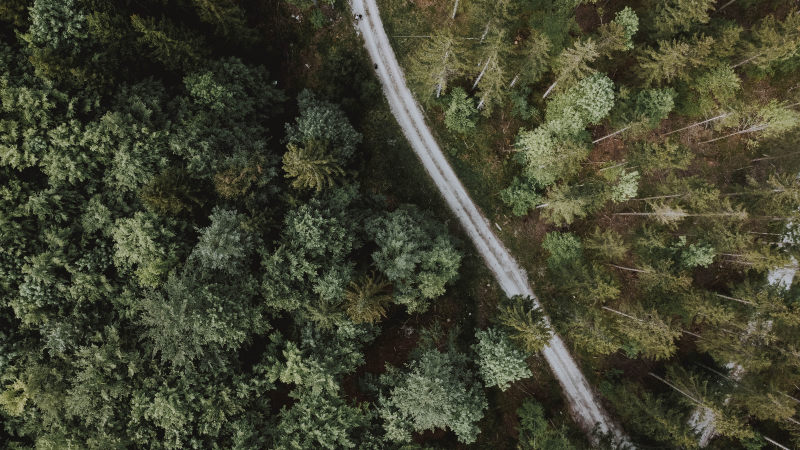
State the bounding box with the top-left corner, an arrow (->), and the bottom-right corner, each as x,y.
472,327 -> 532,391
379,348 -> 487,444
282,140 -> 345,192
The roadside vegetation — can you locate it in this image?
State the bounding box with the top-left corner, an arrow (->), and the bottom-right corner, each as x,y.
378,0 -> 800,446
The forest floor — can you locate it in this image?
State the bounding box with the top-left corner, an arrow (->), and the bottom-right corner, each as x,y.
349,0 -> 628,442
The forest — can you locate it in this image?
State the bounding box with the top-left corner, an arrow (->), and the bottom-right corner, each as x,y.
379,0 -> 800,446
0,0 -> 799,449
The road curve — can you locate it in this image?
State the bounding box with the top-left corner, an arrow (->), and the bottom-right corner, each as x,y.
351,0 -> 629,444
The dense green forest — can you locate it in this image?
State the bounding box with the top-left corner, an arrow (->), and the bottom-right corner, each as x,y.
0,0 -> 580,448
380,0 -> 800,447
3,0 -> 800,448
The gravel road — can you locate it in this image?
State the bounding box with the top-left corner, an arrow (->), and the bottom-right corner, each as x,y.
350,0 -> 629,444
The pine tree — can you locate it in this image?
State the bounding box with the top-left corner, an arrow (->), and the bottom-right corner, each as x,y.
344,273 -> 393,324
651,0 -> 716,37
472,327 -> 532,391
498,296 -> 552,353
732,12 -> 800,71
637,36 -> 714,86
408,29 -> 466,99
511,30 -> 551,88
130,15 -> 209,72
542,39 -> 599,98
282,140 -> 344,192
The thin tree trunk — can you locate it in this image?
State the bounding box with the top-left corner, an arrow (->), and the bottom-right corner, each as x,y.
472,55 -> 492,90
764,436 -> 791,450
631,194 -> 685,201
592,126 -> 632,144
450,0 -> 459,19
614,212 -> 742,218
751,150 -> 800,162
662,112 -> 731,136
542,79 -> 558,99
477,96 -> 486,110
732,53 -> 762,69
649,372 -> 705,407
715,0 -> 736,13
608,264 -> 650,273
509,73 -> 519,88
713,293 -> 756,306
602,306 -> 642,321
480,23 -> 490,42
597,161 -> 627,172
699,124 -> 768,144
435,50 -> 450,98
535,203 -> 549,209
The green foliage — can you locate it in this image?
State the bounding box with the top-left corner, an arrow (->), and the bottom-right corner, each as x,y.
634,89 -> 675,126
541,232 -> 583,270
27,0 -> 87,52
130,15 -> 209,72
408,29 -> 465,99
498,296 -> 552,353
609,170 -> 640,203
282,140 -> 345,192
344,273 -> 393,324
516,400 -> 577,449
444,87 -> 477,135
614,7 -> 639,50
472,327 -> 532,391
500,177 -> 542,216
379,349 -> 487,444
286,90 -> 362,163
191,207 -> 253,273
651,0 -> 716,36
111,212 -> 182,287
547,73 -> 615,131
140,168 -> 203,216
275,387 -> 373,450
670,236 -> 715,269
601,381 -> 698,448
365,206 -> 461,313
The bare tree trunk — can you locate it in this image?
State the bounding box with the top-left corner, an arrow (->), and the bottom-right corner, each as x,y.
592,126 -> 631,144
509,73 -> 519,88
713,293 -> 756,306
480,23 -> 490,42
472,55 -> 492,90
751,150 -> 800,162
542,79 -> 558,99
608,264 -> 650,273
597,161 -> 627,172
699,124 -> 768,144
649,372 -> 706,407
435,50 -> 450,98
764,437 -> 792,450
732,53 -> 761,69
662,112 -> 731,136
602,306 -> 643,322
450,0 -> 459,19
477,96 -> 485,110
631,194 -> 685,201
715,0 -> 736,13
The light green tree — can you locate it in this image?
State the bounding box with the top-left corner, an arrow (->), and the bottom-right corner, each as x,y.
379,349 -> 487,444
282,140 -> 344,192
365,206 -> 461,313
498,297 -> 552,353
472,327 -> 532,391
444,87 -> 477,134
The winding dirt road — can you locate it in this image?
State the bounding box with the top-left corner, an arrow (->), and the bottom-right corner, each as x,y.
351,0 -> 629,444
